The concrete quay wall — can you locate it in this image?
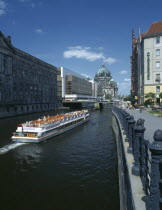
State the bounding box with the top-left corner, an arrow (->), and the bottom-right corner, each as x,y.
112,110 -> 145,210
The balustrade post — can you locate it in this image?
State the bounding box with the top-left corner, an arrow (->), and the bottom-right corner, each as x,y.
127,115 -> 136,153
125,114 -> 131,142
122,112 -> 128,135
132,118 -> 145,176
149,130 -> 162,210
119,110 -> 125,130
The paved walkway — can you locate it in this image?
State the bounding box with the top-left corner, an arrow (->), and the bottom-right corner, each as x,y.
126,109 -> 162,143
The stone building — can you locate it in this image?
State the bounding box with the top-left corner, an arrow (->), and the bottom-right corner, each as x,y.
0,31 -> 58,118
131,22 -> 162,104
94,63 -> 118,99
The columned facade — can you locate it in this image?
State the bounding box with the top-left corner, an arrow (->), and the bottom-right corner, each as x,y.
0,32 -> 58,118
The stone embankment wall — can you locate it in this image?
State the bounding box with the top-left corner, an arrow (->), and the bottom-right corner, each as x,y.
0,103 -> 58,118
112,111 -> 145,210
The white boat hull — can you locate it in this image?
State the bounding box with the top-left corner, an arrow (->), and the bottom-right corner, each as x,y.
12,117 -> 89,143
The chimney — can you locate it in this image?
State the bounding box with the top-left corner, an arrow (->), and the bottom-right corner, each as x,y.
7,35 -> 11,44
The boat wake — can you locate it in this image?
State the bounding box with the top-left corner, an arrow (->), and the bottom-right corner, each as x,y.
0,143 -> 26,155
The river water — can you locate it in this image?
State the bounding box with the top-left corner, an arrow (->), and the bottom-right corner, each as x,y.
0,109 -> 119,210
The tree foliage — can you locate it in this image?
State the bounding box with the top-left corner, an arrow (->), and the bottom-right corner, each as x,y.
159,92 -> 162,99
123,94 -> 134,102
144,99 -> 153,106
145,92 -> 155,99
123,94 -> 135,105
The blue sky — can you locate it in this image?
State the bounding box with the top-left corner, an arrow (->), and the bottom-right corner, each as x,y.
1,0 -> 162,95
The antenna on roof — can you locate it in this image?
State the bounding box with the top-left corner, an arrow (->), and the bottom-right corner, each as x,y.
132,29 -> 135,40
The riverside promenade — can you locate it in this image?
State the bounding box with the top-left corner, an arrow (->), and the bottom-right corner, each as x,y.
112,107 -> 162,210
126,109 -> 162,143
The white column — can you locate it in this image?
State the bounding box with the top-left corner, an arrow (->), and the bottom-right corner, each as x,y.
62,75 -> 65,98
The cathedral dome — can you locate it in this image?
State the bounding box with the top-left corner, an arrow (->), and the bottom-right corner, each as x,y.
95,63 -> 111,78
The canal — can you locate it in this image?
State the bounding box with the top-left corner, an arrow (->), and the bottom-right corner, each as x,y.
0,109 -> 119,210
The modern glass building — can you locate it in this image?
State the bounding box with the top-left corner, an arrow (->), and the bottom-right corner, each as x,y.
57,67 -> 102,101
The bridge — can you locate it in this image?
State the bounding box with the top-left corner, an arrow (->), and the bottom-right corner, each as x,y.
62,100 -> 114,109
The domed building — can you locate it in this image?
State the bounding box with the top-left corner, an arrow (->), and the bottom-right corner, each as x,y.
94,63 -> 118,99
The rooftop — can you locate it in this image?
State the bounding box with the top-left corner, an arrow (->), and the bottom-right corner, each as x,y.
147,21 -> 162,34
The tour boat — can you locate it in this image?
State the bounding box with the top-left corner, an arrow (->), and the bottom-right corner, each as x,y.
12,110 -> 90,143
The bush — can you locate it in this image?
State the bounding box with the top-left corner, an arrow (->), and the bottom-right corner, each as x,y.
144,99 -> 153,106
159,92 -> 162,99
145,92 -> 155,99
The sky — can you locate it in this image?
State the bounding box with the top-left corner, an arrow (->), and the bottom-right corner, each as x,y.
1,0 -> 162,95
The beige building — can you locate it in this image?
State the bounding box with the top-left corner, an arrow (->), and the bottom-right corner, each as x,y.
131,22 -> 162,104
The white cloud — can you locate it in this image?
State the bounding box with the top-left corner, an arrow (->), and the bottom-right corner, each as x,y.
119,70 -> 128,75
63,46 -> 117,64
124,78 -> 131,82
103,57 -> 117,65
35,28 -> 43,33
0,0 -> 6,15
64,46 -> 104,61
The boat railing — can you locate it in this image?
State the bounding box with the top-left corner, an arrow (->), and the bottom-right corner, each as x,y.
20,111 -> 88,128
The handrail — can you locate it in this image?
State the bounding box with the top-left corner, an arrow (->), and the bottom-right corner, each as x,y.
113,106 -> 162,210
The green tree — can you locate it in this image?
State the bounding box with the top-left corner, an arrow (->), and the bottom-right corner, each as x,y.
145,92 -> 155,101
144,99 -> 153,106
159,92 -> 162,99
123,94 -> 134,104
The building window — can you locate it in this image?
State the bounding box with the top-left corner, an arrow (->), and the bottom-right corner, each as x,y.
156,49 -> 160,56
155,74 -> 160,82
156,37 -> 160,44
156,61 -> 160,68
156,86 -> 160,93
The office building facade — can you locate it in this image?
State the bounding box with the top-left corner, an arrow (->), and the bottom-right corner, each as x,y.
0,32 -> 58,117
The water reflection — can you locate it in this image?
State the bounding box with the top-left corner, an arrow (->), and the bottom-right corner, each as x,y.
14,144 -> 44,171
0,109 -> 119,210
